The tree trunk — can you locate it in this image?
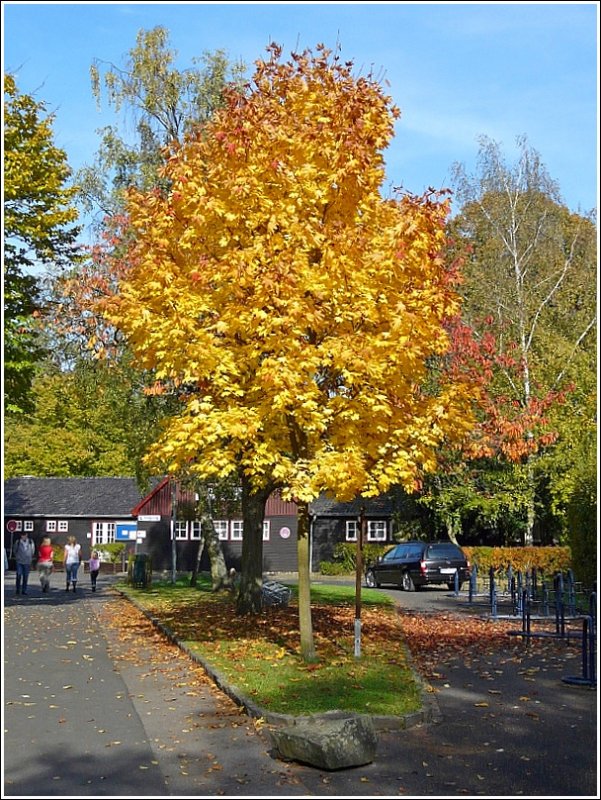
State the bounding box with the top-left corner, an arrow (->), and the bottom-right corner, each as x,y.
203,513 -> 230,590
189,537 -> 205,587
297,502 -> 316,662
236,477 -> 271,615
445,514 -> 461,546
524,457 -> 536,546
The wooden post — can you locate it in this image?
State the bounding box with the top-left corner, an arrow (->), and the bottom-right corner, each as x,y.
170,479 -> 177,585
355,506 -> 366,658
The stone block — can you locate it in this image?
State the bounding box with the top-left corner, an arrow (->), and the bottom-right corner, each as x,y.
269,714 -> 377,770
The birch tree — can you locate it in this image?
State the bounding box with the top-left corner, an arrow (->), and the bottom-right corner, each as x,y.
450,136 -> 596,544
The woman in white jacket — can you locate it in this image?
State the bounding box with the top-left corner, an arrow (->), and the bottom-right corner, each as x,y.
63,536 -> 82,592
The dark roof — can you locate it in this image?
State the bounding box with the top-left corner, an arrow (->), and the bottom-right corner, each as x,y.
309,492 -> 396,517
3,477 -> 145,518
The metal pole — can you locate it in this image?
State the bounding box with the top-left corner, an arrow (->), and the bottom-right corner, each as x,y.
355,507 -> 366,658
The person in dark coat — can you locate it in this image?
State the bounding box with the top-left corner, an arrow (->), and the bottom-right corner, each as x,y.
13,531 -> 35,595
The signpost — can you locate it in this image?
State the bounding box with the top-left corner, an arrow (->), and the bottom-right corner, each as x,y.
170,479 -> 177,584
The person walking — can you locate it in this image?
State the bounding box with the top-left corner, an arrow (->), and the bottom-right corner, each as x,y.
37,536 -> 54,593
88,550 -> 101,592
63,536 -> 82,592
13,531 -> 35,595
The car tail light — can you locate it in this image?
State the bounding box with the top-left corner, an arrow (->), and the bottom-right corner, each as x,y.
420,561 -> 427,575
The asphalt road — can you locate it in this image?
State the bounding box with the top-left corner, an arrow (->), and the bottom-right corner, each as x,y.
3,570 -> 598,798
311,574 -> 495,615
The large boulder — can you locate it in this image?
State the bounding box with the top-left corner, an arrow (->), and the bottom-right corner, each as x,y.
269,714 -> 377,770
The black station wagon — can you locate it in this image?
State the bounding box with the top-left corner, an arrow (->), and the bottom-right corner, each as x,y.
364,541 -> 470,591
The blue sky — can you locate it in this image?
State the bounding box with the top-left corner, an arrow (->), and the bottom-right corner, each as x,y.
3,1 -> 599,224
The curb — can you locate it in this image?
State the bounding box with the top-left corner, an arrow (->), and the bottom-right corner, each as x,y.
112,586 -> 441,732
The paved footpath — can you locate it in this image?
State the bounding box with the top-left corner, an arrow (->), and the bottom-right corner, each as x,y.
3,571 -> 598,798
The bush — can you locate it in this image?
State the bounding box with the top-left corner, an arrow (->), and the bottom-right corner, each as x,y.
566,473 -> 597,588
462,546 -> 572,577
319,561 -> 350,575
96,543 -> 126,563
319,542 -> 391,575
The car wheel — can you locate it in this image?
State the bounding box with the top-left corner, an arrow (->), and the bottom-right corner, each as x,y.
447,581 -> 464,591
365,570 -> 379,589
401,571 -> 415,592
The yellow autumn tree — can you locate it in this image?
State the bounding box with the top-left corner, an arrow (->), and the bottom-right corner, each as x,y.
102,45 -> 475,640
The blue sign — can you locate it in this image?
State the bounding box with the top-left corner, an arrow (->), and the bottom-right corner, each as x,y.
116,523 -> 138,541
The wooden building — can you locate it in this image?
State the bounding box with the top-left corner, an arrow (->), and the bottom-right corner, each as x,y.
3,477 -> 143,566
131,478 -> 299,573
4,477 -> 397,573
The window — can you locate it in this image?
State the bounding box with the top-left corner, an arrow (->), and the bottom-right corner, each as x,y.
382,545 -> 403,561
345,520 -> 358,542
58,521 -> 69,533
175,521 -> 188,540
24,521 -> 33,532
426,544 -> 464,560
367,520 -> 387,542
46,520 -> 57,532
230,520 -> 243,541
214,521 -> 228,541
190,521 -> 202,541
93,522 -> 116,544
263,520 -> 270,541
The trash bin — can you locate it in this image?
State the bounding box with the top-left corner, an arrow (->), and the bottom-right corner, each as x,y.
130,554 -> 151,588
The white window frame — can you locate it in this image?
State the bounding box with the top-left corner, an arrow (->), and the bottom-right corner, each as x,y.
24,520 -> 33,532
190,521 -> 202,540
367,520 -> 387,542
214,520 -> 228,541
263,520 -> 270,541
58,520 -> 69,533
46,520 -> 57,532
93,522 -> 116,545
230,520 -> 243,541
175,520 -> 188,540
345,520 -> 358,542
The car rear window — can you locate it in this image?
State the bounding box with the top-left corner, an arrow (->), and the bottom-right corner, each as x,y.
426,544 -> 465,559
